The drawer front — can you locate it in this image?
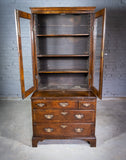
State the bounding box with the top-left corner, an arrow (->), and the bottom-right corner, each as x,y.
79,100 -> 96,110
33,123 -> 93,137
32,100 -> 78,110
33,110 -> 95,123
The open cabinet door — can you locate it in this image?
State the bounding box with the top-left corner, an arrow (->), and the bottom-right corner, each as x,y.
15,10 -> 36,99
91,8 -> 106,99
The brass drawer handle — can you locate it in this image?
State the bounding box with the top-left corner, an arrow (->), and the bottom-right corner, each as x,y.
37,103 -> 45,107
59,102 -> 69,107
75,114 -> 84,119
82,103 -> 90,107
44,128 -> 53,133
44,114 -> 54,119
61,111 -> 68,116
74,128 -> 84,133
60,125 -> 67,129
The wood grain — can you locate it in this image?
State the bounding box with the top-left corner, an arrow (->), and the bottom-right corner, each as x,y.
30,7 -> 96,14
33,109 -> 95,123
31,90 -> 96,100
32,99 -> 78,110
33,123 -> 93,137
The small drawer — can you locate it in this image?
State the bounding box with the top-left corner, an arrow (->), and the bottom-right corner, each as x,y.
79,100 -> 96,110
33,123 -> 93,137
32,100 -> 47,109
33,109 -> 95,123
32,100 -> 78,110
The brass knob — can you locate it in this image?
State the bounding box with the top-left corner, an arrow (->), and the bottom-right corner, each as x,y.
61,111 -> 68,116
60,125 -> 67,129
74,128 -> 84,133
37,103 -> 45,107
44,128 -> 53,133
75,114 -> 84,119
44,114 -> 54,119
83,103 -> 90,107
59,102 -> 69,107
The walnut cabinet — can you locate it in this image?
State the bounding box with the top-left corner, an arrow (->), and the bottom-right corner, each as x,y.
15,7 -> 106,147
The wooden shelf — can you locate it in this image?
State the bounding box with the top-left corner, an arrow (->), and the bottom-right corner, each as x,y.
36,34 -> 89,37
38,70 -> 88,74
37,54 -> 89,58
37,24 -> 89,27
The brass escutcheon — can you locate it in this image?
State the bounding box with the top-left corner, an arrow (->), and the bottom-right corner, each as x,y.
61,111 -> 68,116
75,114 -> 84,119
83,103 -> 90,107
37,103 -> 45,107
74,128 -> 84,133
44,128 -> 53,133
44,114 -> 54,119
60,125 -> 67,129
59,102 -> 69,107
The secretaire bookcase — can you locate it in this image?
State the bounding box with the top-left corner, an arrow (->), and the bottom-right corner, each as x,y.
15,7 -> 106,147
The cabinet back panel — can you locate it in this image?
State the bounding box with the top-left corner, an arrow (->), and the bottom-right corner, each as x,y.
37,57 -> 89,71
35,14 -> 90,35
38,73 -> 88,89
37,37 -> 89,55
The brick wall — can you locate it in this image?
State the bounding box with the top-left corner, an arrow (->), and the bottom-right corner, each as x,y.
0,0 -> 126,98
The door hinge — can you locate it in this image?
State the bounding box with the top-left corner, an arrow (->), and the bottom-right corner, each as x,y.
89,75 -> 92,79
35,75 -> 38,79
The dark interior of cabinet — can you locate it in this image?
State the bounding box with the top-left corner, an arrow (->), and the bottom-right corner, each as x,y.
34,14 -> 91,90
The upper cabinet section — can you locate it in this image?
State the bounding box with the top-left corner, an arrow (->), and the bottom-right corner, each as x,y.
30,7 -> 96,14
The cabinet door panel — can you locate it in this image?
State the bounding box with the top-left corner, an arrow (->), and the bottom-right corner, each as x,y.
15,10 -> 35,99
91,8 -> 106,99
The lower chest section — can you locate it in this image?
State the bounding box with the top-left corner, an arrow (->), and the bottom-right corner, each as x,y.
32,98 -> 96,137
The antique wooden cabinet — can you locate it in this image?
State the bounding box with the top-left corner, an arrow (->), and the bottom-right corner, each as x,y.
15,7 -> 106,147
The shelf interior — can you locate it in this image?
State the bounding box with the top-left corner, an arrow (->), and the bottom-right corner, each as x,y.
38,73 -> 89,90
37,54 -> 89,57
38,85 -> 89,91
37,57 -> 89,71
35,14 -> 90,35
36,37 -> 89,55
34,13 -> 91,90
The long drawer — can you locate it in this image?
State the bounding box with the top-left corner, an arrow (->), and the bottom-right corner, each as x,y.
32,100 -> 78,110
33,109 -> 95,123
33,123 -> 94,137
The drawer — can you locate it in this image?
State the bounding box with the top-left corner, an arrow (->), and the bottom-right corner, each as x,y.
32,100 -> 78,110
79,100 -> 96,110
33,109 -> 95,123
33,123 -> 93,137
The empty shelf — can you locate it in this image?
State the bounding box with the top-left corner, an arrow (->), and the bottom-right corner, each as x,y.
38,70 -> 89,74
37,54 -> 89,58
37,34 -> 89,37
